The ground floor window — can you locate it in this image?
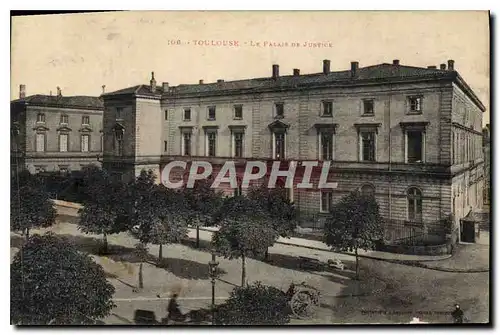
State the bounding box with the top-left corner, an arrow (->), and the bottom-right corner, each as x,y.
320,191 -> 333,213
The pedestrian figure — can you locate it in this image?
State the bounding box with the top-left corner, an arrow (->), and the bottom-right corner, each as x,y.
451,304 -> 464,323
167,293 -> 185,324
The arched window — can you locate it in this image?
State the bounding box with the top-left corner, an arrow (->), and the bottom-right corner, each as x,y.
407,187 -> 423,222
360,184 -> 375,197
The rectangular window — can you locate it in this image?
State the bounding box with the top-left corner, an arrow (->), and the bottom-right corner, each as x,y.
275,103 -> 284,118
407,131 -> 423,163
207,132 -> 217,156
274,133 -> 285,159
183,133 -> 191,156
320,132 -> 333,160
114,133 -> 124,156
81,134 -> 89,152
360,131 -> 375,162
36,133 -> 45,152
37,113 -> 45,123
363,99 -> 374,115
322,101 -> 333,117
208,106 -> 216,120
164,110 -> 168,121
184,108 -> 191,121
234,105 -> 243,119
164,140 -> 168,152
100,133 -> 104,152
116,107 -> 123,120
320,191 -> 332,213
408,96 -> 422,113
82,115 -> 90,125
234,132 -> 244,158
59,134 -> 68,152
60,114 -> 69,124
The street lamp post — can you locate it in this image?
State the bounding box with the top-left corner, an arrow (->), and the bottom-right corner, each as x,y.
208,251 -> 219,325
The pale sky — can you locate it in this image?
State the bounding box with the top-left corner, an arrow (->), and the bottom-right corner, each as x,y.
11,11 -> 490,125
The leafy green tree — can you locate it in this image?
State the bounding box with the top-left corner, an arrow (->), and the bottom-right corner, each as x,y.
215,282 -> 290,325
247,183 -> 297,260
11,233 -> 115,325
129,170 -> 188,264
11,170 -> 57,238
212,196 -> 278,286
182,178 -> 223,248
323,190 -> 384,279
77,167 -> 129,253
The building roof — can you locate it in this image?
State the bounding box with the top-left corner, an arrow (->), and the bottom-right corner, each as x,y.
102,62 -> 486,111
11,94 -> 104,110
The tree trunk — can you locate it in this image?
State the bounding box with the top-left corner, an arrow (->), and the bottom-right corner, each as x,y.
196,226 -> 200,248
241,254 -> 246,287
158,244 -> 163,264
264,248 -> 269,262
102,233 -> 108,254
138,262 -> 144,289
355,248 -> 360,280
25,227 -> 30,240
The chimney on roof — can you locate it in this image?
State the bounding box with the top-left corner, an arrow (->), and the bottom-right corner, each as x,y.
217,79 -> 224,83
19,84 -> 26,99
56,86 -> 62,97
293,69 -> 300,76
272,64 -> 279,79
102,85 -> 106,94
393,59 -> 400,65
351,61 -> 359,78
427,65 -> 437,69
199,80 -> 204,85
323,59 -> 331,74
150,72 -> 157,92
440,63 -> 446,70
162,82 -> 169,92
447,59 -> 455,71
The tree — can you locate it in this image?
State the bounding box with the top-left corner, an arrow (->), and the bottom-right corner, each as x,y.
77,167 -> 129,253
323,190 -> 384,279
215,282 -> 290,325
212,196 -> 278,286
247,183 -> 297,260
11,170 -> 57,239
129,170 -> 188,265
182,178 -> 223,248
11,233 -> 115,325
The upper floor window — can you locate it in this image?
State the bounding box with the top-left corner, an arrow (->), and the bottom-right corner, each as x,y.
234,105 -> 243,120
82,115 -> 90,125
207,132 -> 217,156
359,131 -> 376,162
208,106 -> 216,120
60,114 -> 69,124
234,132 -> 244,158
81,134 -> 89,152
408,96 -> 422,114
59,133 -> 68,152
320,191 -> 333,213
37,113 -> 45,123
182,132 -> 192,156
184,108 -> 191,121
164,110 -> 168,121
116,107 -> 123,121
114,131 -> 124,156
36,133 -> 45,152
363,99 -> 374,115
407,187 -> 423,222
322,101 -> 333,117
164,140 -> 168,152
275,103 -> 284,119
406,130 -> 424,163
274,132 -> 285,159
320,132 -> 334,160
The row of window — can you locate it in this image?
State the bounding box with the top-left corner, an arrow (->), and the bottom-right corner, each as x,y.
320,186 -> 423,222
452,129 -> 482,165
35,133 -> 99,153
37,113 -> 91,126
159,96 -> 423,122
173,128 -> 425,163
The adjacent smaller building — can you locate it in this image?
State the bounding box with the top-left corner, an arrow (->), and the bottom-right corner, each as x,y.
11,85 -> 104,174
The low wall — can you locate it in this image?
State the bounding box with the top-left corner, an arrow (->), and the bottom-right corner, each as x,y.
378,242 -> 452,256
52,199 -> 83,210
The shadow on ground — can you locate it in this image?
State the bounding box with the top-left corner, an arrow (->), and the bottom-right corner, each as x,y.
48,234 -> 227,280
130,308 -> 212,325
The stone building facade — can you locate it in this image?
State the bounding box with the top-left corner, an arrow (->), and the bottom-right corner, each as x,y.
11,85 -> 104,174
101,59 -> 486,239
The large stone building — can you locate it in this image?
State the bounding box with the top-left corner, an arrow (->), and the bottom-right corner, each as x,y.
11,85 -> 104,174
101,59 -> 486,241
